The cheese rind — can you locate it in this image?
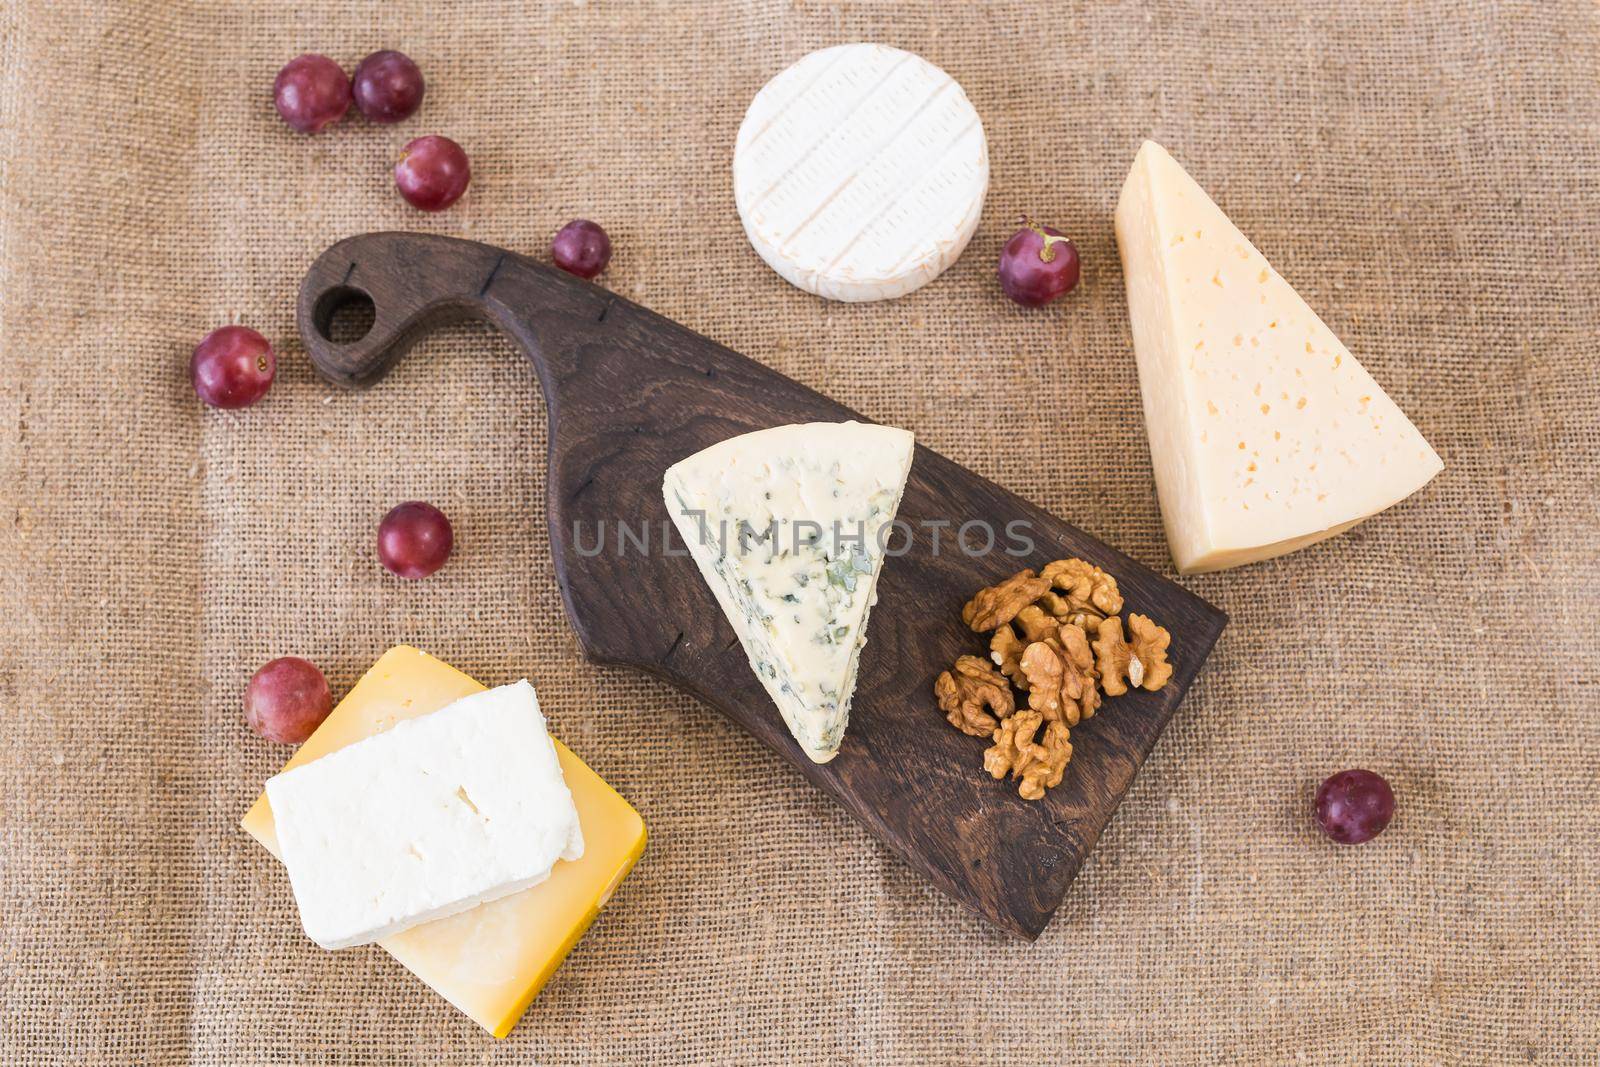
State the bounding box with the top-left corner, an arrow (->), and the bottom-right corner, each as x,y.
663,421 -> 915,762
1113,140 -> 1443,573
243,647 -> 646,1037
734,43 -> 988,302
266,680 -> 583,950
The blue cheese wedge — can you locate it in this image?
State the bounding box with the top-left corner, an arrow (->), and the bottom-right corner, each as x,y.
663,422 -> 915,763
265,680 -> 583,950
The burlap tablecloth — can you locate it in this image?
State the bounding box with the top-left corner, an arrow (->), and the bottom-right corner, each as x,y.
2,0 -> 1596,1062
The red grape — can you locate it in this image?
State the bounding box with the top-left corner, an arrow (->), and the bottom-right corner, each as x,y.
998,218 -> 1080,307
1314,769 -> 1395,844
191,326 -> 276,408
273,54 -> 351,134
394,135 -> 470,211
352,50 -> 425,124
551,219 -> 612,279
378,501 -> 453,578
245,657 -> 333,745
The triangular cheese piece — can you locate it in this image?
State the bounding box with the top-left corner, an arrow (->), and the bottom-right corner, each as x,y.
663,422 -> 914,762
1114,140 -> 1443,573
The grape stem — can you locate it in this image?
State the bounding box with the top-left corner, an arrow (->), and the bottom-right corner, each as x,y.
1020,215 -> 1072,263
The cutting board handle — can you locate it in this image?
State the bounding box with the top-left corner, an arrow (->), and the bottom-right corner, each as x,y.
297,231 -> 608,390
295,230 -> 859,674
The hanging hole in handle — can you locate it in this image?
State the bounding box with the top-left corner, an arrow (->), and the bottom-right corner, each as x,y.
312,285 -> 377,345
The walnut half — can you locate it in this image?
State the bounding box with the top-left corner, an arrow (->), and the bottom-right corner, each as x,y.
982,710 -> 1072,801
989,604 -> 1063,685
1020,721 -> 1072,800
1040,557 -> 1124,618
1034,589 -> 1109,635
933,655 -> 1015,737
1093,614 -> 1174,695
1018,628 -> 1100,726
961,569 -> 1050,632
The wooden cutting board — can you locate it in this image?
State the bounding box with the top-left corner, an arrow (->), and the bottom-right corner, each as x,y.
296,232 -> 1228,939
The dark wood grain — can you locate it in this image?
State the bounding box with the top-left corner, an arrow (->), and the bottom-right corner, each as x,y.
296,232 -> 1228,940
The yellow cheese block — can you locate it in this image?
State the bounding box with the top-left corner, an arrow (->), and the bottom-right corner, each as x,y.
242,646 -> 646,1037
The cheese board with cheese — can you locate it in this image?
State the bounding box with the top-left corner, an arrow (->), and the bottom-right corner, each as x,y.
296,230 -> 1229,940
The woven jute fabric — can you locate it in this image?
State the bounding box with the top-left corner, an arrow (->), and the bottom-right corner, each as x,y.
2,0 -> 1596,1063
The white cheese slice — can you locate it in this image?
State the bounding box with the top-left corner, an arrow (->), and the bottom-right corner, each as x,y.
265,680 -> 583,950
663,422 -> 915,762
733,43 -> 988,302
1113,140 -> 1444,574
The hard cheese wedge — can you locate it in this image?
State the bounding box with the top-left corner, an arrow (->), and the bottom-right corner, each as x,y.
663,421 -> 915,763
242,646 -> 645,1037
1114,140 -> 1443,573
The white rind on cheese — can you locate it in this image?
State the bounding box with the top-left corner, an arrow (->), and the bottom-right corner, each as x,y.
663,421 -> 915,762
733,44 -> 988,302
1113,140 -> 1444,574
265,680 -> 583,950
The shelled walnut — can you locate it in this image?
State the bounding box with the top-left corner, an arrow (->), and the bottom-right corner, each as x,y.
938,557 -> 1175,802
982,709 -> 1038,778
1093,614 -> 1174,695
1035,590 -> 1108,635
983,710 -> 1072,801
988,604 -> 1062,684
933,655 -> 1014,737
1039,558 -> 1123,632
1019,628 -> 1099,726
961,569 -> 1050,632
